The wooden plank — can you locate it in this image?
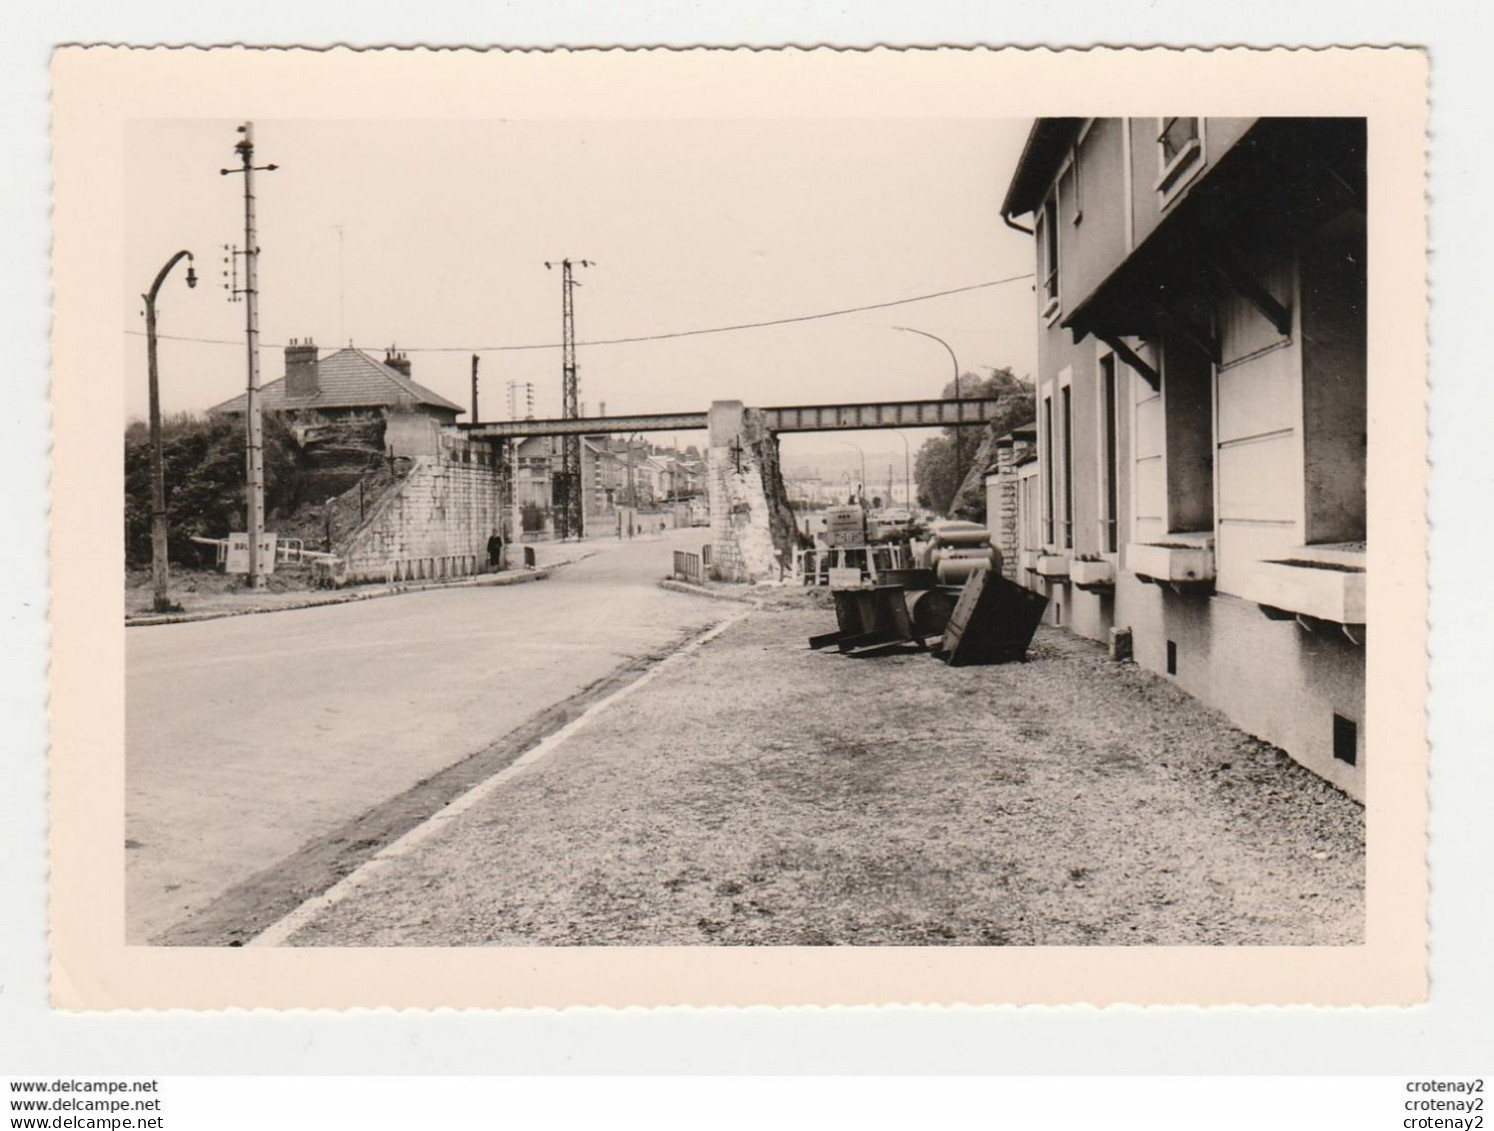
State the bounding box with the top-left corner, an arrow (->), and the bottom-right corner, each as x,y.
836,629 -> 900,653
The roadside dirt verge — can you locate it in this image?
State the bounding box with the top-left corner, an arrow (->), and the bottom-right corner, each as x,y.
282,603 -> 1365,947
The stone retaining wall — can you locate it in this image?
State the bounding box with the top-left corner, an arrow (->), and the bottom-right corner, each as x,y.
337,433 -> 505,584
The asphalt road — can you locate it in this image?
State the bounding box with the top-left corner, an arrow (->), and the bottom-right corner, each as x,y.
125,527 -> 725,943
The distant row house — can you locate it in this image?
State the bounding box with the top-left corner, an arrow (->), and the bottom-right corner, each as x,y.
997,117 -> 1367,798
510,434 -> 705,531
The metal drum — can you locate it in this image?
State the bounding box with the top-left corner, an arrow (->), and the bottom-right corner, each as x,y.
906,587 -> 961,638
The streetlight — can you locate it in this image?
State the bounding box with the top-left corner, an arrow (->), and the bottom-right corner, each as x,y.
142,249 -> 198,613
838,437 -> 867,505
894,325 -> 963,513
892,429 -> 911,509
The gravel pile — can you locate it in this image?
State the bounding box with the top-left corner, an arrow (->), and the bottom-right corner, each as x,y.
289,606 -> 1364,947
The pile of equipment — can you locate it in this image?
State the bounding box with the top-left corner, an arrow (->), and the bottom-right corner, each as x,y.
796,503 -> 912,588
808,519 -> 1047,666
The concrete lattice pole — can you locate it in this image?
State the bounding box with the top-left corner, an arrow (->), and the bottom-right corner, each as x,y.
223,122 -> 278,588
545,257 -> 592,540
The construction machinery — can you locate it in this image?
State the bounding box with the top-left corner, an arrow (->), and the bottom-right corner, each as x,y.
794,503 -> 916,588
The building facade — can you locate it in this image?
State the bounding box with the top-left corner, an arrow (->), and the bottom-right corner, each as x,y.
1000,117 -> 1367,798
209,341 -> 465,460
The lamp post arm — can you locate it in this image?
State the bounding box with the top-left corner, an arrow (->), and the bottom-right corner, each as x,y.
146,250 -> 195,305
894,325 -> 960,394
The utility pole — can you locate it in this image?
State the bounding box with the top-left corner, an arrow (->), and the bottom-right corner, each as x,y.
470,353 -> 480,421
221,122 -> 278,588
142,249 -> 197,613
509,435 -> 522,555
624,440 -> 635,538
545,258 -> 592,539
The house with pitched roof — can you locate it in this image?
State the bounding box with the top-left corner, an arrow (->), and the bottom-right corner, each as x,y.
209,339 -> 464,458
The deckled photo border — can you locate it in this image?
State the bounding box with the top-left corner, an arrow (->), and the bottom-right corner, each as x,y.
49,44 -> 1427,1010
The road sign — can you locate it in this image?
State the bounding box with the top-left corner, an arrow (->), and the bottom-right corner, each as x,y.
225,533 -> 277,575
827,566 -> 864,590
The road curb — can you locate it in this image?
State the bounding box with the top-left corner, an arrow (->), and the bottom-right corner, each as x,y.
658,578 -> 755,603
126,567 -> 553,627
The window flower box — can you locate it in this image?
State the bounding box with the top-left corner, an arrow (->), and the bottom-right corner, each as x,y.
1246,557 -> 1366,626
1035,551 -> 1070,579
1070,558 -> 1115,591
1126,540 -> 1215,586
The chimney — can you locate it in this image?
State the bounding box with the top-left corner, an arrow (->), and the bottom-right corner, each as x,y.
285,337 -> 319,399
384,348 -> 412,378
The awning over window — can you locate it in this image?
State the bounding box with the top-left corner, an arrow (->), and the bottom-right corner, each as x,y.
1061,118 -> 1365,365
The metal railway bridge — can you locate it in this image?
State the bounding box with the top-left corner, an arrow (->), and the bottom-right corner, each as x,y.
459,397 -> 1005,440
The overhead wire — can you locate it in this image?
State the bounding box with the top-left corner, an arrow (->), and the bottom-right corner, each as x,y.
124,273 -> 1035,353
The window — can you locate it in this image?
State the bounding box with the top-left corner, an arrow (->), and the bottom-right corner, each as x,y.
1042,395 -> 1055,546
1300,212 -> 1368,545
1156,117 -> 1204,201
1061,385 -> 1074,549
1036,195 -> 1060,318
1162,337 -> 1215,534
1099,355 -> 1120,554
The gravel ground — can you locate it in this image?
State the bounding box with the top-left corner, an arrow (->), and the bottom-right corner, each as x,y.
287,599 -> 1364,947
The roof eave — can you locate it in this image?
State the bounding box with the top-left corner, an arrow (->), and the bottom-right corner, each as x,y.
1000,118 -> 1086,220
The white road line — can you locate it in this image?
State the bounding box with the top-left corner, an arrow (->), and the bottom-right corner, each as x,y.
248,609 -> 751,947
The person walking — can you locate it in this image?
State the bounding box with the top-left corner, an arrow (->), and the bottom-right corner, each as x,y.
486,529 -> 505,571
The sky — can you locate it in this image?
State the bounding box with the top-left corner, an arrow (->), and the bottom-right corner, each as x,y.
124,117 -> 1039,465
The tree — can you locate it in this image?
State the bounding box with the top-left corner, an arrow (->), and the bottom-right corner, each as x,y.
913,367 -> 1036,520
123,411 -> 307,569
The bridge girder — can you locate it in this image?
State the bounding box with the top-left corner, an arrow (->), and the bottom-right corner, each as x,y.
460,398 -> 1005,440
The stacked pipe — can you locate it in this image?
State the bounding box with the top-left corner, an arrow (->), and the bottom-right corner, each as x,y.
919,520 -> 1001,586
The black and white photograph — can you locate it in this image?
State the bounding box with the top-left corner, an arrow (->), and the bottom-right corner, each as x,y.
46,46 -> 1428,1009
